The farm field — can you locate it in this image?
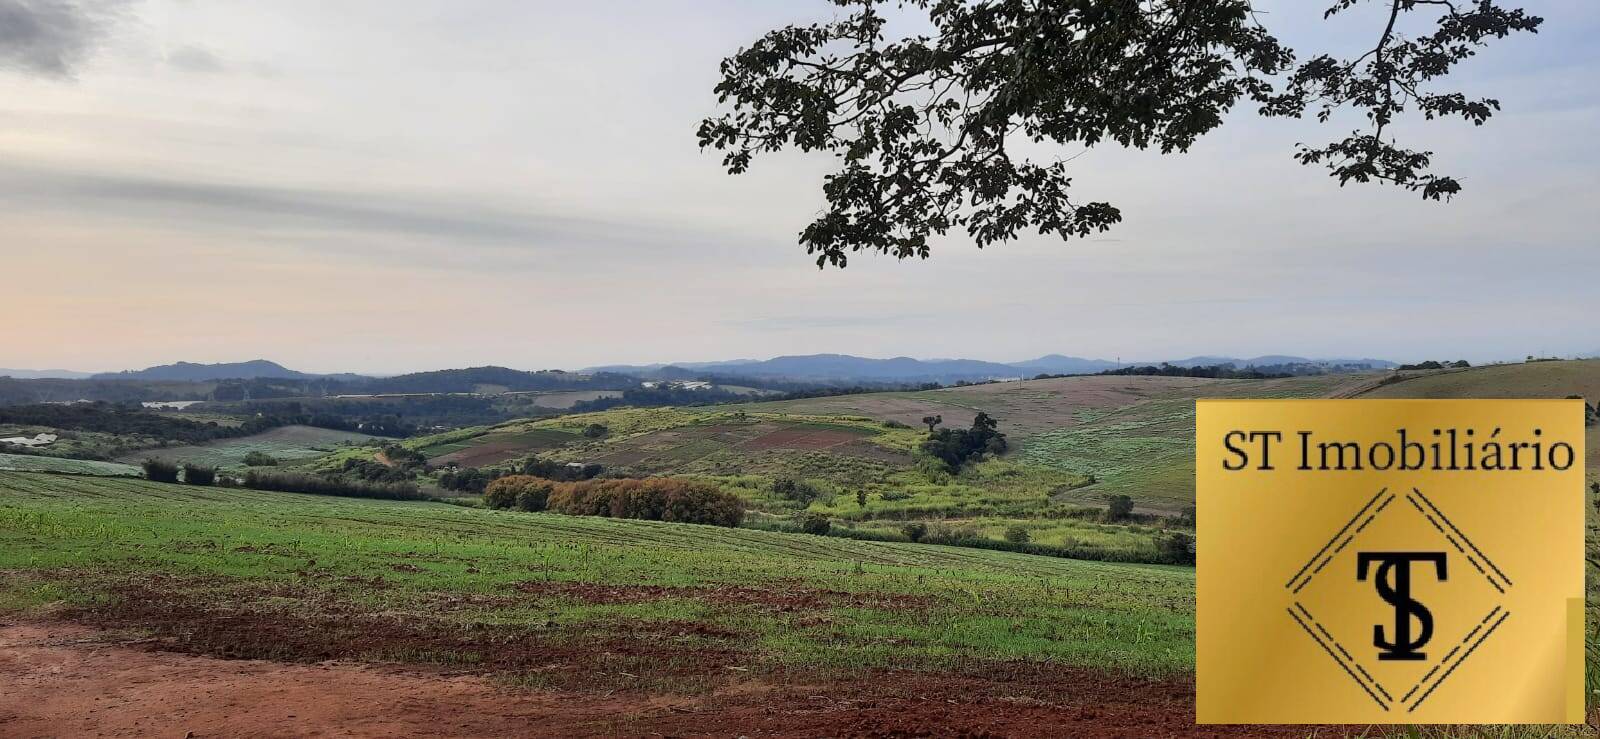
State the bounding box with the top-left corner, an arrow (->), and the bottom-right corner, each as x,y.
0,470 -> 1226,734
0,453 -> 141,476
118,425 -> 377,469
0,472 -> 1194,674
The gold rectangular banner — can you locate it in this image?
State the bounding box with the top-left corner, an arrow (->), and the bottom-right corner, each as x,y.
1196,399 -> 1584,724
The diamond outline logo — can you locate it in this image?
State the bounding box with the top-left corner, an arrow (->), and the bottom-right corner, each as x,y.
1282,487 -> 1511,713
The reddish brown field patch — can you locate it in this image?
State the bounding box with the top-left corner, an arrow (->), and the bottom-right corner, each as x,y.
743,426 -> 868,451
0,620 -> 1344,738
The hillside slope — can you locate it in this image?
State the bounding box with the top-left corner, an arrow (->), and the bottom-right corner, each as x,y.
1363,359 -> 1600,400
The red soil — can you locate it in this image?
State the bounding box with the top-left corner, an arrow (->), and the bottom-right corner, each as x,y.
0,620 -> 1339,738
743,427 -> 865,451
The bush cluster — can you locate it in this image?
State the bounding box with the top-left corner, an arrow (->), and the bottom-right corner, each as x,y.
242,451 -> 278,467
482,475 -> 555,512
771,477 -> 823,507
141,459 -> 179,483
485,477 -> 744,527
242,470 -> 427,501
342,457 -> 417,483
182,463 -> 216,486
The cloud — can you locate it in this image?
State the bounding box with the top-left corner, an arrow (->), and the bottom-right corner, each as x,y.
165,44 -> 221,74
0,161 -> 758,272
0,0 -> 123,78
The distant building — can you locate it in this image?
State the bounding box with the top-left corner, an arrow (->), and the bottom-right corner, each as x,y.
641,380 -> 713,391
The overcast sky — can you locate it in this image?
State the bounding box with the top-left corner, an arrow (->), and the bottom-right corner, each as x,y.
2,0 -> 1596,374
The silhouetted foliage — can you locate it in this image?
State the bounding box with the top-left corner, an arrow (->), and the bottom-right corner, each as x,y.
702,0 -> 1539,266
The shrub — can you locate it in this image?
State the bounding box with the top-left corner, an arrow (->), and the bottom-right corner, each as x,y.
242,471 -> 426,501
880,490 -> 912,502
1161,531 -> 1195,565
141,458 -> 180,483
519,457 -> 603,481
800,512 -> 831,536
545,478 -> 744,527
343,457 -> 416,483
440,466 -> 495,493
1106,494 -> 1135,521
582,423 -> 609,438
901,521 -> 928,542
242,451 -> 279,467
771,477 -> 821,506
1004,525 -> 1031,544
881,420 -> 911,429
182,463 -> 216,486
483,475 -> 553,512
925,523 -> 981,544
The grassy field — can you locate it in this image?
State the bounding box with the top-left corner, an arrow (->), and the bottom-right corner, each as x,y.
118,425 -> 377,469
0,471 -> 1194,681
0,453 -> 141,476
1365,359 -> 1600,400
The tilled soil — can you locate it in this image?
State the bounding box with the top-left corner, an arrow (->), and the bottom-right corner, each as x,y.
0,620 -> 1340,738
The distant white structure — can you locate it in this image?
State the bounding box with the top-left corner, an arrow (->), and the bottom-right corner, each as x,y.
641,380 -> 713,391
142,400 -> 203,410
0,433 -> 58,448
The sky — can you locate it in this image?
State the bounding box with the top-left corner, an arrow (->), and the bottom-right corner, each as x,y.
1,0 -> 1597,374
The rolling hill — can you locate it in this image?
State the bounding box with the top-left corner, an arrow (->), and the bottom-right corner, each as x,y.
92,359 -> 330,381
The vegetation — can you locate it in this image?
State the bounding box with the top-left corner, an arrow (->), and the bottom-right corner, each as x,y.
1099,363 -> 1290,380
141,458 -> 179,483
0,453 -> 139,477
701,0 -> 1539,266
242,470 -> 426,501
1397,360 -> 1472,370
919,413 -> 1006,473
0,471 -> 1196,676
242,451 -> 278,467
482,475 -> 554,512
125,425 -> 376,470
544,478 -> 746,528
0,403 -> 272,446
181,463 -> 216,486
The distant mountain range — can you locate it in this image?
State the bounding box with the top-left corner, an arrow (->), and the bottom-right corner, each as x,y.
1163,355 -> 1398,369
4,353 -> 1399,388
89,360 -> 367,382
0,368 -> 94,380
588,353 -> 1395,384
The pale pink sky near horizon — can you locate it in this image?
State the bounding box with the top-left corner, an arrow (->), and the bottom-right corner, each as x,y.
2,0 -> 1597,375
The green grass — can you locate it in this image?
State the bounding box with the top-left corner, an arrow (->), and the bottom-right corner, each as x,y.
120,425 -> 377,470
0,470 -> 1194,676
0,453 -> 141,476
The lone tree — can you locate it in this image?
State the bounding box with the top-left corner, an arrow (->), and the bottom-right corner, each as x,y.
921,414 -> 942,432
700,0 -> 1541,267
